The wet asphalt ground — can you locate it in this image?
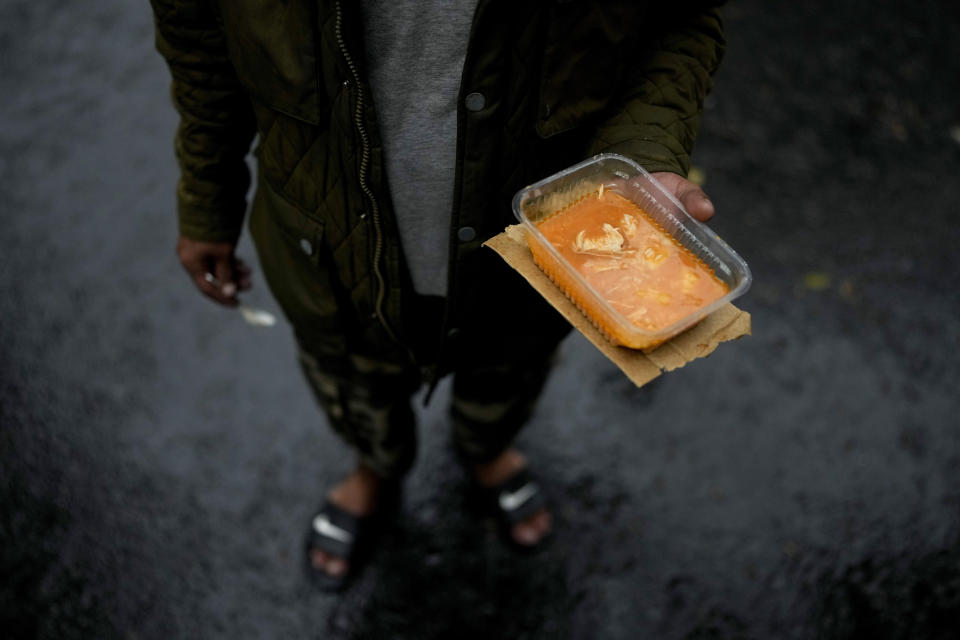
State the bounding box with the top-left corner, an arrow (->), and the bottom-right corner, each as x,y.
2,1 -> 960,638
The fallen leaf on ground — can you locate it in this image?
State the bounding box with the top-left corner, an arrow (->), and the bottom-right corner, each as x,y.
802,272 -> 831,291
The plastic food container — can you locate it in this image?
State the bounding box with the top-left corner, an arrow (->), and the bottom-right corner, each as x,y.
512,153 -> 751,351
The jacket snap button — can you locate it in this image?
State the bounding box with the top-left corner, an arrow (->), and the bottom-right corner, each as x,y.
457,226 -> 477,242
299,238 -> 313,255
464,92 -> 486,112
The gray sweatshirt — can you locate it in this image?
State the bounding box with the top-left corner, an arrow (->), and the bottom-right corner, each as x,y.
361,0 -> 479,296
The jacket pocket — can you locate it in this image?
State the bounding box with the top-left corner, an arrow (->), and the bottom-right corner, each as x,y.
536,1 -> 648,138
249,176 -> 347,353
253,177 -> 326,260
217,0 -> 323,124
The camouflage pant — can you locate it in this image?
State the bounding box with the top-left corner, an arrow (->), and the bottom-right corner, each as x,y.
249,185 -> 568,478
297,337 -> 558,479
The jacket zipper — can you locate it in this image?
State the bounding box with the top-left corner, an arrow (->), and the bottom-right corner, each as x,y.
334,1 -> 399,345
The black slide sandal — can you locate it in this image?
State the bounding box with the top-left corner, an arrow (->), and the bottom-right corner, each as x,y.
304,501 -> 370,592
304,484 -> 402,592
473,467 -> 552,552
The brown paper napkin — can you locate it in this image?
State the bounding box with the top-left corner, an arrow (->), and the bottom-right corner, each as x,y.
484,225 -> 752,388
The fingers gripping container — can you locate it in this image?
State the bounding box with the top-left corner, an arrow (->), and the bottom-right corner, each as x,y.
512,153 -> 752,351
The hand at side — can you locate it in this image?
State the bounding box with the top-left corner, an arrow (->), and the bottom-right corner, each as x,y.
176,236 -> 252,307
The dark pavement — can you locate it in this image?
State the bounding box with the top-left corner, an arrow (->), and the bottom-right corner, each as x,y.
2,1 -> 959,638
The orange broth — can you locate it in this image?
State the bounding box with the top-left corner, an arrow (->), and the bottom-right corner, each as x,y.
535,190 -> 728,336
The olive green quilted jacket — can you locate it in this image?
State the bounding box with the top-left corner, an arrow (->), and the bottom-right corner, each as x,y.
151,0 -> 725,361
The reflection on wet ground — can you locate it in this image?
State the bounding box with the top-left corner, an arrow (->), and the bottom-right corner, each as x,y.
2,0 -> 960,637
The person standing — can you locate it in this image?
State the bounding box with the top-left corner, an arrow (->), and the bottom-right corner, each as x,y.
150,0 -> 724,590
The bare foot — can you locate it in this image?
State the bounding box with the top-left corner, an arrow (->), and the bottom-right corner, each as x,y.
473,449 -> 552,547
309,464 -> 383,578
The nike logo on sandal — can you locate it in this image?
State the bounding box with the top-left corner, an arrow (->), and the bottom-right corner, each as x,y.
499,482 -> 538,511
312,514 -> 354,543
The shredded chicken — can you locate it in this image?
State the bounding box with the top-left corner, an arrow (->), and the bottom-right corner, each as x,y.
572,223 -> 624,254
582,258 -> 628,274
618,213 -> 640,239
